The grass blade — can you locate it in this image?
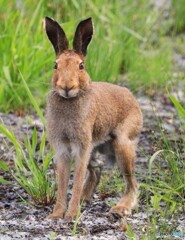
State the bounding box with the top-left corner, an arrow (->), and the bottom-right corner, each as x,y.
0,161 -> 9,171
19,70 -> 46,126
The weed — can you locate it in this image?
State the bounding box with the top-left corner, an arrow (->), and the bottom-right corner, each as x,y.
72,201 -> 84,236
167,86 -> 185,119
0,126 -> 56,207
125,224 -> 139,239
97,168 -> 124,200
139,94 -> 185,238
47,231 -> 57,240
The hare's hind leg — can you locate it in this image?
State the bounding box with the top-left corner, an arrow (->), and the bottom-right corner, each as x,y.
110,133 -> 138,217
82,164 -> 102,201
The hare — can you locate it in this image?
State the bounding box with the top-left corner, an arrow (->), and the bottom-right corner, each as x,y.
44,16 -> 143,220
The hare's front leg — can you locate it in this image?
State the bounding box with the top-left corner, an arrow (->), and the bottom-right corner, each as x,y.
47,148 -> 70,219
65,146 -> 92,220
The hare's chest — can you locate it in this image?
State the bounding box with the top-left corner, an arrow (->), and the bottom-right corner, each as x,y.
46,94 -> 91,144
47,109 -> 86,144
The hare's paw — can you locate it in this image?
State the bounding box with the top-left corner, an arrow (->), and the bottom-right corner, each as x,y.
110,205 -> 131,217
46,211 -> 65,219
46,204 -> 66,219
65,211 -> 77,221
65,207 -> 80,221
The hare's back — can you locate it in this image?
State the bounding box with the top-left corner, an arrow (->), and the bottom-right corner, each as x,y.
91,82 -> 138,107
90,82 -> 142,143
91,82 -> 141,123
91,82 -> 142,125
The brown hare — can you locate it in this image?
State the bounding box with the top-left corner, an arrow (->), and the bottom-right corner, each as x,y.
44,17 -> 143,220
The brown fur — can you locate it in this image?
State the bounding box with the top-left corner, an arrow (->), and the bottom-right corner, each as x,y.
44,17 -> 143,220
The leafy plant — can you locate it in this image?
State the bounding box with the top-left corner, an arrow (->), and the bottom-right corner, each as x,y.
0,125 -> 55,206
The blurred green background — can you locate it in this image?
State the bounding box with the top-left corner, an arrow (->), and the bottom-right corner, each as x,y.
0,0 -> 185,112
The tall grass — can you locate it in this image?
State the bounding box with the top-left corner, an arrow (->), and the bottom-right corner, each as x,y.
171,0 -> 185,33
0,63 -> 54,206
126,45 -> 172,90
0,0 -> 51,111
0,0 -> 177,112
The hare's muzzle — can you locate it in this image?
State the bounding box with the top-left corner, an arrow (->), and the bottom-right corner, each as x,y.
60,86 -> 78,99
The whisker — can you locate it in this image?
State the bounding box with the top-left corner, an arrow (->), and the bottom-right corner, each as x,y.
50,89 -> 59,97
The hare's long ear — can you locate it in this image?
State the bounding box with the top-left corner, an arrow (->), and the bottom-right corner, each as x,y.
73,18 -> 93,56
44,17 -> 69,56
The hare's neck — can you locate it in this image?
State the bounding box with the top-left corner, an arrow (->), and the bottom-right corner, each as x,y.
47,89 -> 91,115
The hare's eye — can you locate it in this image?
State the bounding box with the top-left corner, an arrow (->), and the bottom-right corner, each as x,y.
79,62 -> 84,70
54,62 -> 58,69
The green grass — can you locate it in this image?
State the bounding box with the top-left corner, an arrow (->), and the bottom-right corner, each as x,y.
0,72 -> 53,206
1,0 -> 182,112
139,147 -> 184,238
126,44 -> 172,91
98,147 -> 184,239
97,168 -> 123,200
0,125 -> 56,207
0,0 -> 51,111
172,0 -> 185,33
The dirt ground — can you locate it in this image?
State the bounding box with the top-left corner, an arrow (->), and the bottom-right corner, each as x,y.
0,91 -> 184,240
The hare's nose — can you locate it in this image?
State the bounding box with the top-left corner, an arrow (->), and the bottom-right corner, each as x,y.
61,86 -> 74,97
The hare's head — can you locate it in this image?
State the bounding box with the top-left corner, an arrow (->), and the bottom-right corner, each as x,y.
44,17 -> 93,99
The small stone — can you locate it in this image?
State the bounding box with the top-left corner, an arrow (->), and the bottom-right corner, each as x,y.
121,224 -> 127,232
